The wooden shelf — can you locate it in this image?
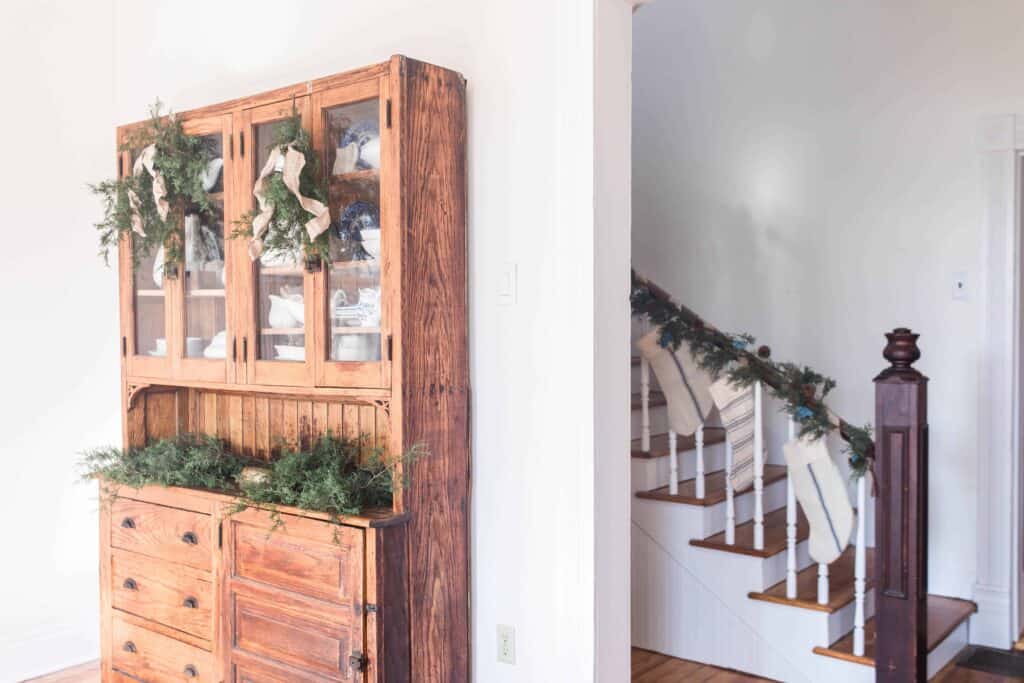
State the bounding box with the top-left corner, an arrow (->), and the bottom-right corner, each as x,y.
331,168 -> 379,183
331,327 -> 381,335
330,260 -> 380,272
207,191 -> 224,201
261,327 -> 305,336
185,289 -> 225,298
135,289 -> 165,297
259,265 -> 305,276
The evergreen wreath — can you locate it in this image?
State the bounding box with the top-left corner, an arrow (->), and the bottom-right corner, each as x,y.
233,110 -> 330,267
91,101 -> 216,271
630,270 -> 876,481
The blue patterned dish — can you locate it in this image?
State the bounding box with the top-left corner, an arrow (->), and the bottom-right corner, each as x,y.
341,120 -> 380,170
333,201 -> 380,260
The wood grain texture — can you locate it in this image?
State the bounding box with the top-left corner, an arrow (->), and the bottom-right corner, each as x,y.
109,498 -> 212,571
112,615 -> 212,683
367,525 -> 411,683
631,648 -> 777,682
393,56 -> 470,683
690,506 -> 809,558
748,547 -> 875,614
812,594 -> 976,667
637,465 -> 787,507
111,549 -> 214,641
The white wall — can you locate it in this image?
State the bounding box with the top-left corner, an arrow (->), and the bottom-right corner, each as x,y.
633,0 -> 1024,608
0,2 -> 117,679
0,0 -> 632,680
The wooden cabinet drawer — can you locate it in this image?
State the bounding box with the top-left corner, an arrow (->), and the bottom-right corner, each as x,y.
111,549 -> 213,641
226,510 -> 362,605
112,616 -> 213,683
110,498 -> 212,571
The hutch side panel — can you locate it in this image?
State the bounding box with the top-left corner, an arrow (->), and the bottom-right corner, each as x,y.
394,57 -> 470,683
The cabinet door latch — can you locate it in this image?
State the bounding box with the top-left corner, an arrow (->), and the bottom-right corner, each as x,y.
385,99 -> 392,128
349,651 -> 368,673
364,603 -> 378,615
386,335 -> 393,361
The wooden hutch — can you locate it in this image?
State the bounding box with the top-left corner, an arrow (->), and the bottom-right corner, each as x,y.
100,56 -> 468,683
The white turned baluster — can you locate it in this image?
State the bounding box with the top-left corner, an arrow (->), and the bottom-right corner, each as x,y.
695,425 -> 705,499
853,475 -> 868,656
640,357 -> 651,453
753,381 -> 765,551
818,562 -> 829,606
668,430 -> 679,495
785,418 -> 798,599
725,440 -> 736,545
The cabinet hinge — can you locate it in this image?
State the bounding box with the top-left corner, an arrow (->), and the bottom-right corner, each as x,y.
229,134 -> 234,160
218,522 -> 223,548
240,131 -> 245,158
365,603 -> 378,615
386,99 -> 392,129
349,651 -> 368,673
121,336 -> 127,357
242,337 -> 248,362
117,156 -> 123,178
232,337 -> 237,362
386,335 -> 393,361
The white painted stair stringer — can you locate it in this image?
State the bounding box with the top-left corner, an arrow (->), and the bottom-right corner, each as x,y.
632,518 -> 874,683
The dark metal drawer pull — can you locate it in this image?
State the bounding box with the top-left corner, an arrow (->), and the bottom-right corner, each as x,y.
120,517 -> 136,529
182,596 -> 198,609
183,664 -> 198,678
181,531 -> 198,545
122,578 -> 138,591
122,641 -> 137,654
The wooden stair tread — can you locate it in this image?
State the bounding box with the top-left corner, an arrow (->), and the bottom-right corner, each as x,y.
748,547 -> 876,613
631,429 -> 727,459
690,506 -> 809,558
637,465 -> 787,507
631,390 -> 666,410
812,595 -> 978,667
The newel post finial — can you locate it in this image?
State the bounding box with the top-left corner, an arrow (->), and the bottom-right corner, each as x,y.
877,327 -> 924,380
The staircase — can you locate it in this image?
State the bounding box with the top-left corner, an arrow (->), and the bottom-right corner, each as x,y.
630,335 -> 976,682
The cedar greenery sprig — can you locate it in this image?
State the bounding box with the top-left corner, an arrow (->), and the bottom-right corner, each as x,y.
81,432 -> 422,521
91,100 -> 216,268
630,270 -> 875,480
232,110 -> 330,265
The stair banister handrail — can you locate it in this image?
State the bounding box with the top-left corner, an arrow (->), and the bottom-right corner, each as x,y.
631,273 -> 876,471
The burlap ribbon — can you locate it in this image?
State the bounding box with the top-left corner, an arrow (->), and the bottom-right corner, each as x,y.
249,145 -> 331,260
128,144 -> 169,236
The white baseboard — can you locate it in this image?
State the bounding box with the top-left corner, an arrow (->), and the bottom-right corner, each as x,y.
970,583 -> 1013,648
0,626 -> 99,682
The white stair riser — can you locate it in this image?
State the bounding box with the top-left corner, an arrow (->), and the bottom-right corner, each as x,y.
927,621 -> 968,679
631,442 -> 727,492
632,403 -> 668,435
633,476 -> 788,541
827,587 -> 875,645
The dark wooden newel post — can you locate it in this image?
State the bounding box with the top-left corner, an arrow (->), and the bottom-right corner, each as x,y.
874,328 -> 929,682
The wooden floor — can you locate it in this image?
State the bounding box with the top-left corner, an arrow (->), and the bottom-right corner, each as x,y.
25,651 -> 1024,683
632,648 -> 1024,682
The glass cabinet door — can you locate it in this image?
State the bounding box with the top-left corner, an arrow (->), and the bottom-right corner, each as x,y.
314,79 -> 392,388
240,97 -> 316,387
175,115 -> 233,382
121,146 -> 172,380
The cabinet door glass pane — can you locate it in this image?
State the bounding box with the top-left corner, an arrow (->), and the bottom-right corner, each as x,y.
325,99 -> 381,362
183,133 -> 227,359
254,119 -> 305,362
134,247 -> 166,357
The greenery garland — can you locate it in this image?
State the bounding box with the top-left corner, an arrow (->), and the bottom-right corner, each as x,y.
630,271 -> 875,480
233,111 -> 329,266
82,432 -> 422,522
91,101 -> 216,270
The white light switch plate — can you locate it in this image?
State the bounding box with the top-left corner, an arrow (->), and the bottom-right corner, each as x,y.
952,271 -> 968,300
497,262 -> 517,306
497,624 -> 515,664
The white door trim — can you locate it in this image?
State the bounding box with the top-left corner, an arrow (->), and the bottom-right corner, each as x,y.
976,114 -> 1024,647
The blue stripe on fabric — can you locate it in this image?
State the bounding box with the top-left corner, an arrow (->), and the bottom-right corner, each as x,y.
807,463 -> 842,555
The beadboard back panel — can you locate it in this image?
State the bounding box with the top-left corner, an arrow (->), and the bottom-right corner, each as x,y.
126,387 -> 389,460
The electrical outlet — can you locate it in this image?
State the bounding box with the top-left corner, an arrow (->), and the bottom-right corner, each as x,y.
497,262 -> 517,306
497,624 -> 515,664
